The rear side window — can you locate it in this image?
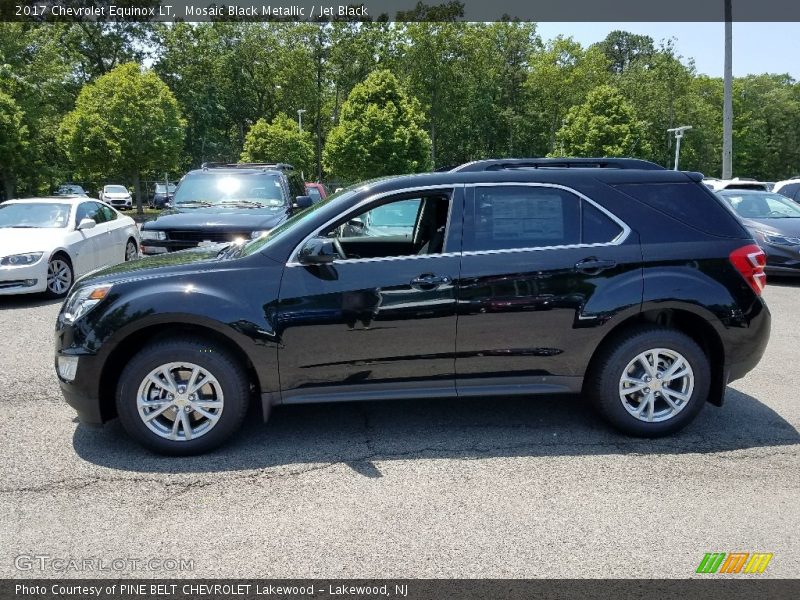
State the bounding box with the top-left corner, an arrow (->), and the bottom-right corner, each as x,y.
614,182 -> 746,238
583,202 -> 623,244
469,186 -> 581,251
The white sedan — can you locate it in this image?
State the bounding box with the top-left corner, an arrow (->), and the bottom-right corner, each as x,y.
0,197 -> 140,298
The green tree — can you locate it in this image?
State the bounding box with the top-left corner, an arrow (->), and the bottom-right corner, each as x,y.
594,30 -> 655,74
554,85 -> 651,158
0,91 -> 29,200
323,70 -> 431,183
59,62 -> 185,212
241,113 -> 315,176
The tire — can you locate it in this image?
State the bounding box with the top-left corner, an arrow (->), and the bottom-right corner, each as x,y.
124,238 -> 138,261
116,337 -> 251,455
586,326 -> 710,437
44,253 -> 73,298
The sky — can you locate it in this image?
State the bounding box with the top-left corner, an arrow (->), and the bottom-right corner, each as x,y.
535,22 -> 800,79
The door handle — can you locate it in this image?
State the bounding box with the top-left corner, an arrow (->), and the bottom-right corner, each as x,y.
410,273 -> 451,290
575,257 -> 617,274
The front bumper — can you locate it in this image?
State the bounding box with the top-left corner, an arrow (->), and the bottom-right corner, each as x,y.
0,260 -> 49,295
56,312 -> 107,424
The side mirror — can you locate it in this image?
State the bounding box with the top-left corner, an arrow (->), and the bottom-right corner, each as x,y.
77,218 -> 96,231
297,237 -> 336,265
294,195 -> 313,209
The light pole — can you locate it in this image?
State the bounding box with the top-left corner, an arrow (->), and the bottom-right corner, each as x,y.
667,126 -> 693,170
722,0 -> 733,178
297,109 -> 306,132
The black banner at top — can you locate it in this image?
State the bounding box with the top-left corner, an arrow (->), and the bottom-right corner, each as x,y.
3,0 -> 800,22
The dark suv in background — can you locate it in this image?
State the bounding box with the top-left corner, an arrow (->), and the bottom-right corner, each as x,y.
139,163 -> 309,255
56,158 -> 770,455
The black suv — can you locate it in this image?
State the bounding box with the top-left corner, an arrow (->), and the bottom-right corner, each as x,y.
55,158 -> 770,455
140,163 -> 309,254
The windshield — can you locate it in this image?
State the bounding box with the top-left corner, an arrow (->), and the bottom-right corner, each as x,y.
174,172 -> 287,208
0,203 -> 71,228
721,191 -> 800,219
155,184 -> 177,193
55,185 -> 84,195
105,185 -> 127,194
241,188 -> 359,257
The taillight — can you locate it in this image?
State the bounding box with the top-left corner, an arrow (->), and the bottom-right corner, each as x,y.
729,244 -> 767,295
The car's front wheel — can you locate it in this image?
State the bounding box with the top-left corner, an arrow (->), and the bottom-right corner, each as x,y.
45,253 -> 73,298
116,338 -> 251,455
588,327 -> 710,437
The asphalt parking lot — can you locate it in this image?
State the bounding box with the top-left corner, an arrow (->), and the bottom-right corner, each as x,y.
1,282 -> 798,579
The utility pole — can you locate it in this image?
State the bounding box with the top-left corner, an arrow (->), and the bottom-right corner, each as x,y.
667,126 -> 693,170
297,109 -> 306,132
722,0 -> 733,178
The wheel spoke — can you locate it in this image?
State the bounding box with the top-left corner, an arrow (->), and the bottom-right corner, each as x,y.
660,390 -> 680,411
190,375 -> 219,395
191,405 -> 220,422
662,358 -> 686,380
186,366 -> 201,394
142,403 -> 173,422
169,414 -> 181,440
158,367 -> 179,394
620,376 -> 648,395
178,411 -> 193,440
663,388 -> 690,402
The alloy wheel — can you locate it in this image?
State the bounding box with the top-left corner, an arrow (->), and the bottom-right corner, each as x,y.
136,362 -> 224,441
47,258 -> 72,295
618,348 -> 694,423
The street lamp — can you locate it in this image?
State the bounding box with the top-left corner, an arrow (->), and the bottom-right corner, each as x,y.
297,109 -> 306,132
667,126 -> 692,170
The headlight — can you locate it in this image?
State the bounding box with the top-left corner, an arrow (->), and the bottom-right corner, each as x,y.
141,230 -> 167,241
0,252 -> 44,266
250,230 -> 271,239
63,284 -> 113,323
756,230 -> 800,246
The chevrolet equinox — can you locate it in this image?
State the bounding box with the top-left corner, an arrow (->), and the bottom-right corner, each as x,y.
55,158 -> 771,455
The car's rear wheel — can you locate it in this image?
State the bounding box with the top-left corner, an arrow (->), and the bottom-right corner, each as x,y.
45,253 -> 73,298
587,327 -> 709,437
116,338 -> 250,455
125,238 -> 138,261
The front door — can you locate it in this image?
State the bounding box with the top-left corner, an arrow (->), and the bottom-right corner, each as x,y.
455,183 -> 643,395
275,187 -> 463,403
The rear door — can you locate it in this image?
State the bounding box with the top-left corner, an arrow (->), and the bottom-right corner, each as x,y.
455,183 -> 643,395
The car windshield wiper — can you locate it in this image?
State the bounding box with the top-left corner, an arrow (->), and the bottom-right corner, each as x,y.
176,200 -> 213,207
218,199 -> 273,208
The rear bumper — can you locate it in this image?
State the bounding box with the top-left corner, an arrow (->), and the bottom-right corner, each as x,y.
727,300 -> 771,384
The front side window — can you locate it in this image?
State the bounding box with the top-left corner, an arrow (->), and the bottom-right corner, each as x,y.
324,194 -> 450,259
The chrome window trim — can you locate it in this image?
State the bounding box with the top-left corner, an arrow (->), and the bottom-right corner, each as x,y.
286,182 -> 631,267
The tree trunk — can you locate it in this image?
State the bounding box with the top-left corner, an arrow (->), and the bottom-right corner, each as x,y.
133,172 -> 143,215
2,172 -> 15,202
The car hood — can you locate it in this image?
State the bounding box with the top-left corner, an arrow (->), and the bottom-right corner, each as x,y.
741,217 -> 800,237
0,228 -> 68,256
143,207 -> 288,231
76,244 -> 232,287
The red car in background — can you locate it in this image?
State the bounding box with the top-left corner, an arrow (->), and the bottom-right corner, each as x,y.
305,182 -> 328,203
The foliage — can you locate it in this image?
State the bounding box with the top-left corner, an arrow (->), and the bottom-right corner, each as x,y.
58,63 -> 185,211
0,92 -> 29,200
1,17 -> 799,194
554,85 -> 651,158
323,70 -> 432,183
242,113 -> 315,176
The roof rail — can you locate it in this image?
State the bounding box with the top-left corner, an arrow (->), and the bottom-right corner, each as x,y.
200,162 -> 295,171
451,158 -> 665,172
